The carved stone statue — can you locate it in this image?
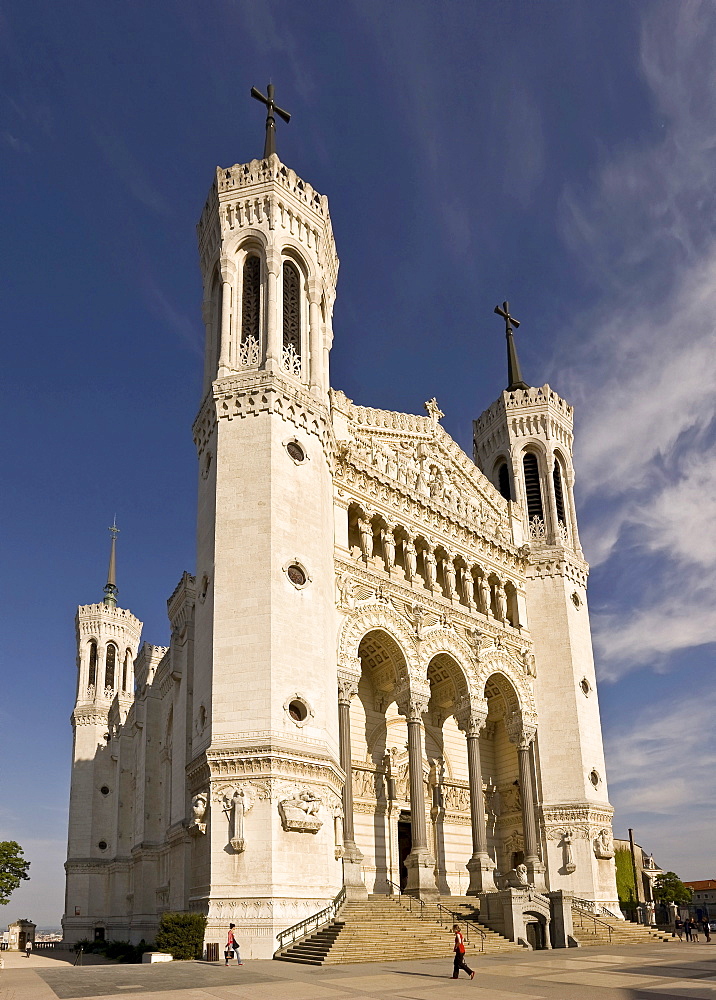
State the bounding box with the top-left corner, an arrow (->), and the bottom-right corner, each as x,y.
358,517 -> 373,561
594,827 -> 615,859
279,790 -> 323,832
189,792 -> 208,835
443,558 -> 456,600
479,576 -> 491,616
404,537 -> 417,581
495,582 -> 508,623
562,830 -> 577,874
381,527 -> 396,573
223,787 -> 252,852
461,567 -> 475,608
424,547 -> 437,591
521,649 -> 537,677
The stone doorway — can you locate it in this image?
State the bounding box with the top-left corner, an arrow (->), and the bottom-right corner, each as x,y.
398,815 -> 412,890
526,919 -> 547,950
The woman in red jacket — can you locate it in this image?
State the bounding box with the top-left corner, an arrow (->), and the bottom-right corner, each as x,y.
452,924 -> 475,980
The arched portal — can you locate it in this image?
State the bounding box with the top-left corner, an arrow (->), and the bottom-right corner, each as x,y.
482,672 -> 524,874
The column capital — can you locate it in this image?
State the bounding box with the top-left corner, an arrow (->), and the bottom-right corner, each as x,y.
395,681 -> 430,723
337,668 -> 361,705
306,277 -> 322,304
265,247 -> 282,275
218,255 -> 236,282
505,711 -> 537,749
455,695 -> 489,737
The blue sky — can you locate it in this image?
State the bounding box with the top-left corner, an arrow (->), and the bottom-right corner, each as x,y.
1,1 -> 714,926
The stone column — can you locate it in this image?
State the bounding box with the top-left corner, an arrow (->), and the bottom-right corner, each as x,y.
217,255 -> 235,377
307,278 -> 323,394
543,449 -> 559,545
265,249 -> 281,369
337,669 -> 367,900
507,719 -> 545,889
457,699 -> 495,894
397,685 -> 439,901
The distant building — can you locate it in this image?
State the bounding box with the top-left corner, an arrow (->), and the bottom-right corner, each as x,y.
614,839 -> 662,903
684,880 -> 716,916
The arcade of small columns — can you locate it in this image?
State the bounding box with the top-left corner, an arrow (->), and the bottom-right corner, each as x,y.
347,503 -> 523,629
334,620 -> 543,901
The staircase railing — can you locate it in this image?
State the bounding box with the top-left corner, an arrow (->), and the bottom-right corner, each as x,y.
386,879 -> 487,952
276,886 -> 346,951
571,901 -> 613,943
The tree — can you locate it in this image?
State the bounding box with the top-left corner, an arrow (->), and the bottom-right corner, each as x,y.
653,871 -> 692,905
0,842 -> 30,905
155,912 -> 207,960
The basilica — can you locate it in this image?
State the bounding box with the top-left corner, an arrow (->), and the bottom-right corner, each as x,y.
63,122 -> 619,958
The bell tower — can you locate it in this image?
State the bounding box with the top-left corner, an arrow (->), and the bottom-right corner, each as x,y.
190,92 -> 343,957
63,526 -> 142,942
473,305 -> 619,907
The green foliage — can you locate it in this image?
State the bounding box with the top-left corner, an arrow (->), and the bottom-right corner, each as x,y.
615,848 -> 636,903
0,842 -> 30,905
653,872 -> 693,904
155,912 -> 207,960
74,938 -> 154,963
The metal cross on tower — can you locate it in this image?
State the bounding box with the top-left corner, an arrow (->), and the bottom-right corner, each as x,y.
494,301 -> 529,392
251,83 -> 291,159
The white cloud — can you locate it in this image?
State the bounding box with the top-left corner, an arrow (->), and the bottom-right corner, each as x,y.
605,688 -> 716,877
557,3 -> 716,676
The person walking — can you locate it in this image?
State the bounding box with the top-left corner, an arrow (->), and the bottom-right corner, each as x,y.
701,918 -> 711,943
224,923 -> 243,966
691,921 -> 700,943
675,917 -> 684,941
684,918 -> 692,942
25,939 -> 32,958
452,924 -> 475,980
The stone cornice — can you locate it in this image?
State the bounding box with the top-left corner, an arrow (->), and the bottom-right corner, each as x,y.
525,548 -> 589,585
192,369 -> 333,457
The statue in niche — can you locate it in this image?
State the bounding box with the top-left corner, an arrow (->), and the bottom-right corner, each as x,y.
381,527 -> 396,573
562,830 -> 577,874
404,538 -> 417,581
461,568 -> 475,608
495,583 -> 508,623
443,559 -> 456,600
479,576 -> 491,616
358,517 -> 373,560
424,548 -> 437,590
336,570 -> 355,608
593,827 -> 614,859
189,792 -> 208,835
223,787 -> 252,852
279,789 -> 323,832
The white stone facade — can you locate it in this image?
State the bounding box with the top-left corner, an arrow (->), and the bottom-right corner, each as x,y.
63,154 -> 619,958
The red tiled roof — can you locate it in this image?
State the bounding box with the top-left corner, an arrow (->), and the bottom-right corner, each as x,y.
683,880 -> 716,891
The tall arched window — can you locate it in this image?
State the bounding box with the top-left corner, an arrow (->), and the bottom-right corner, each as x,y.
523,453 -> 544,526
240,255 -> 261,366
122,650 -> 130,692
88,641 -> 98,688
496,461 -> 512,501
282,261 -> 301,374
105,644 -> 116,690
553,459 -> 566,525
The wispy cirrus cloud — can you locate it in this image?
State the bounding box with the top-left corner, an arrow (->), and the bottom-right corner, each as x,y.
558,2 -> 716,677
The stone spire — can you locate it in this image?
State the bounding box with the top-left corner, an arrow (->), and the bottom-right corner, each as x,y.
103,519 -> 119,607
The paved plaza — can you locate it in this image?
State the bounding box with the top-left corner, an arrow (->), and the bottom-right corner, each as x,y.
1,942 -> 715,1000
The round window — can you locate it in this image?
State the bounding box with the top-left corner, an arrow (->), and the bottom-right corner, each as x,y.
572,592 -> 581,608
287,564 -> 307,587
98,840 -> 108,851
289,700 -> 307,722
589,770 -> 600,787
286,440 -> 306,463
100,785 -> 110,796
580,678 -> 591,696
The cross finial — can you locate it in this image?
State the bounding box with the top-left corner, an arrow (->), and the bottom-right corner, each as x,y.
251,83 -> 291,159
424,397 -> 444,425
494,301 -> 529,391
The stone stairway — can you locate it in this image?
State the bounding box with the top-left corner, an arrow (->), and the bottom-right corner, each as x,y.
571,907 -> 675,947
275,895 -> 522,966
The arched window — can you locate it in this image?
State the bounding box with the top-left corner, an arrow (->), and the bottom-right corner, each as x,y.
282,261 -> 301,373
105,644 -> 116,690
553,460 -> 566,525
88,641 -> 98,688
497,462 -> 512,501
240,255 -> 261,357
523,453 -> 544,523
122,650 -> 130,692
